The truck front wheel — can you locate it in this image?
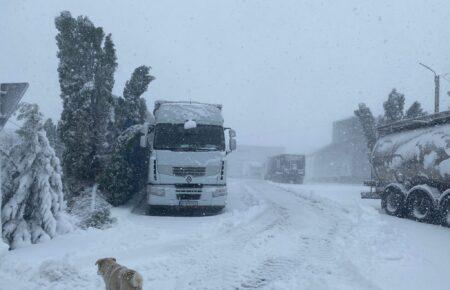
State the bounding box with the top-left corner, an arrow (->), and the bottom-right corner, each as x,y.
406,190 -> 435,222
381,187 -> 405,217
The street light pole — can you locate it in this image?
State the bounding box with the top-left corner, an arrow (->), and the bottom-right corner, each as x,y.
419,62 -> 440,113
435,74 -> 440,113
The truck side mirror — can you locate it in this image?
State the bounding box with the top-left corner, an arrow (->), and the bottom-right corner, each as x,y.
140,135 -> 147,148
230,138 -> 237,151
228,129 -> 236,152
140,125 -> 155,148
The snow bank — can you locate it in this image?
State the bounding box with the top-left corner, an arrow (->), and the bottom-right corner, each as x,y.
69,186 -> 116,229
1,180 -> 450,290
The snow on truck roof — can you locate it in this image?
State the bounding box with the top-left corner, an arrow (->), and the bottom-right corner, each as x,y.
153,100 -> 224,126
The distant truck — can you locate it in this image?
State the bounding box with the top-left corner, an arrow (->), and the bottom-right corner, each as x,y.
264,154 -> 305,184
140,101 -> 236,213
361,111 -> 450,226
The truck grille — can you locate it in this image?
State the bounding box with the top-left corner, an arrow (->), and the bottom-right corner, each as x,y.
172,167 -> 206,177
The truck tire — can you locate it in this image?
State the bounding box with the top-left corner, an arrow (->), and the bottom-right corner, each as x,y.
406,190 -> 435,222
381,187 -> 405,217
440,197 -> 450,227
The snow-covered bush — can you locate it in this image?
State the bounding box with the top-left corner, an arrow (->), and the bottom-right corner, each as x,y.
68,185 -> 116,229
1,103 -> 73,249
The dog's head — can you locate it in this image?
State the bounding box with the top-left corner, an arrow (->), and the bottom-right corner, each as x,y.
95,258 -> 117,275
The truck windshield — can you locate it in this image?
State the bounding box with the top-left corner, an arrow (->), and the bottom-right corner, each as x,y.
153,123 -> 225,151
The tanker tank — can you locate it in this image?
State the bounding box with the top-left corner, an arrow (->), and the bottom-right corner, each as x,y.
362,111 -> 450,225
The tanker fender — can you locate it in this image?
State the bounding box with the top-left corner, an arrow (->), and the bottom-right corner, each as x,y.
406,184 -> 441,207
382,183 -> 407,198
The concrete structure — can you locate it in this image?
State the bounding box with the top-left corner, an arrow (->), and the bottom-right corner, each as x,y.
307,116 -> 371,183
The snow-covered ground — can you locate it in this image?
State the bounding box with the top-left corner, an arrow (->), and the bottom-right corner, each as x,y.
1,179 -> 449,290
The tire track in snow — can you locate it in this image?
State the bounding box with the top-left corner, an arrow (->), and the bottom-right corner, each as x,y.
151,179 -> 293,289
264,182 -> 382,290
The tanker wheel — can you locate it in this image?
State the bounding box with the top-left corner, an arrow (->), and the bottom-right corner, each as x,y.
406,190 -> 435,223
441,197 -> 450,227
381,187 -> 405,217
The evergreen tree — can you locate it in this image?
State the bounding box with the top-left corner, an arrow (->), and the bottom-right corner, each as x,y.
90,33 -> 118,179
99,125 -> 148,206
55,11 -> 117,185
1,103 -> 72,249
99,35 -> 119,155
405,101 -> 426,119
43,118 -> 64,159
383,89 -> 405,124
102,66 -> 154,205
354,103 -> 378,151
43,119 -> 57,148
115,66 -> 155,131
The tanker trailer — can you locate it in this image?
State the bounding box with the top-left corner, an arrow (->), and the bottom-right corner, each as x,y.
361,111 -> 450,226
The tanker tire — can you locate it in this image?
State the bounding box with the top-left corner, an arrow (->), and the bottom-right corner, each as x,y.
381,188 -> 405,217
406,191 -> 435,223
441,198 -> 450,227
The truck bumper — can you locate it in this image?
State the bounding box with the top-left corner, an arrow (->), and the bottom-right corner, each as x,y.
147,184 -> 227,207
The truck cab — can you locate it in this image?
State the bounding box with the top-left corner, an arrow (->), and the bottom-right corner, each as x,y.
142,101 -> 236,213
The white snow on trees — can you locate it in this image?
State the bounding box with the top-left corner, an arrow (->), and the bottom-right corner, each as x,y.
1,103 -> 73,249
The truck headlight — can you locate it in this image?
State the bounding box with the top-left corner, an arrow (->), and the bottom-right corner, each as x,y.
149,187 -> 165,196
212,187 -> 227,197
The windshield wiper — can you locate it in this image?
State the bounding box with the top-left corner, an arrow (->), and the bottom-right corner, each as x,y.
155,147 -> 218,151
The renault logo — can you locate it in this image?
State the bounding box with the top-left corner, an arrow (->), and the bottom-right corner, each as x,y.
185,175 -> 193,183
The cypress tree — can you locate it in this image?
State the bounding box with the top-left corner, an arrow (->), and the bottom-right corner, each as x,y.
405,101 -> 426,119
354,103 -> 378,151
115,66 -> 155,131
55,11 -> 117,186
99,125 -> 148,206
383,89 -> 405,124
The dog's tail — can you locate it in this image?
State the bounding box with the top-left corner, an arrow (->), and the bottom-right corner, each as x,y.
129,271 -> 143,289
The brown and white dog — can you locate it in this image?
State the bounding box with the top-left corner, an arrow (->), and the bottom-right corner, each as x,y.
96,258 -> 143,290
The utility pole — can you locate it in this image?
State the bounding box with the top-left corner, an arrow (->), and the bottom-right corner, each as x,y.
434,74 -> 440,113
0,82 -> 28,253
419,62 -> 440,113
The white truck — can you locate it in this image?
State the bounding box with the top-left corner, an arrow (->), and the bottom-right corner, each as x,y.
141,101 -> 236,213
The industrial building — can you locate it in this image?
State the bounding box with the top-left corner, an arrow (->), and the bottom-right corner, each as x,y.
306,116 -> 371,183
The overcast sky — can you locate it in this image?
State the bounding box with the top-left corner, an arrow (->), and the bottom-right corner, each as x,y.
2,0 -> 450,153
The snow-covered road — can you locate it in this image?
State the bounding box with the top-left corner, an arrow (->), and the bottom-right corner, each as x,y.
1,179 -> 450,290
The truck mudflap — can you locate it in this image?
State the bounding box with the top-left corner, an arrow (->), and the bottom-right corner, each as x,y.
361,191 -> 381,199
361,180 -> 382,199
